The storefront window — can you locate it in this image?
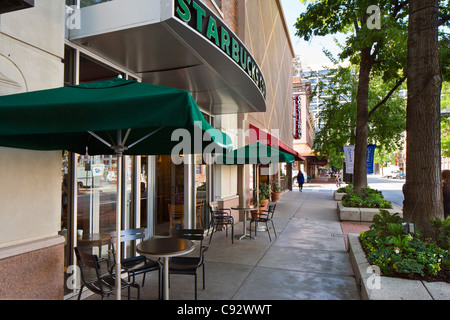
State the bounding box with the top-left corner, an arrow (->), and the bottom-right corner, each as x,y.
75,155 -> 118,253
196,154 -> 208,230
155,155 -> 184,236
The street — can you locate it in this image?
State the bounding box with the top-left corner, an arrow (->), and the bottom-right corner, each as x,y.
367,175 -> 405,209
303,174 -> 405,209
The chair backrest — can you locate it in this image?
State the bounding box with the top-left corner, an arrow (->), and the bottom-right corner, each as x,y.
172,229 -> 206,259
74,247 -> 105,293
168,204 -> 184,230
110,228 -> 146,243
266,204 -> 276,218
172,228 -> 204,241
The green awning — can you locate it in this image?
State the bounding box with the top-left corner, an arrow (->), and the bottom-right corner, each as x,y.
0,78 -> 233,155
216,142 -> 296,165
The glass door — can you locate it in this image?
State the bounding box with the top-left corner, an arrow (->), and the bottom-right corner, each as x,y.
195,154 -> 207,230
75,154 -> 118,255
155,155 -> 184,236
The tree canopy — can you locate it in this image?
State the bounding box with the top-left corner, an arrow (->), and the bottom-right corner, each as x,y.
312,64 -> 406,169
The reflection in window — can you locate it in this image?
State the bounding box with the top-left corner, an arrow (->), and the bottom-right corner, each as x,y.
75,154 -> 128,258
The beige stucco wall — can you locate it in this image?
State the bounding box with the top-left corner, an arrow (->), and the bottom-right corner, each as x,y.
0,0 -> 65,248
214,0 -> 294,205
239,0 -> 295,146
215,114 -> 239,199
0,148 -> 62,247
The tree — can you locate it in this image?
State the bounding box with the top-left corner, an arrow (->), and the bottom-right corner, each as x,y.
403,0 -> 449,235
442,81 -> 450,157
313,65 -> 406,171
295,0 -> 409,193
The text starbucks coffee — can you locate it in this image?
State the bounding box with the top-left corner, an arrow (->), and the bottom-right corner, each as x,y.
175,0 -> 266,99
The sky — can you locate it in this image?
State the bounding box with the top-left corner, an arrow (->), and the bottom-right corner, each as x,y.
279,0 -> 348,72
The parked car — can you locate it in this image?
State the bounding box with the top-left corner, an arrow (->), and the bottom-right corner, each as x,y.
385,170 -> 401,179
395,173 -> 406,179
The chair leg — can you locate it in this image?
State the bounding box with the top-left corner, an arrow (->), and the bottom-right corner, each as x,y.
77,285 -> 84,300
195,273 -> 198,300
209,225 -> 215,244
158,268 -> 162,300
231,224 -> 234,244
272,220 -> 277,239
202,263 -> 206,290
131,284 -> 140,300
266,221 -> 271,241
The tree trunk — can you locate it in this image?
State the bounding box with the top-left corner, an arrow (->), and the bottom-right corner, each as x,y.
404,0 -> 443,236
353,47 -> 372,194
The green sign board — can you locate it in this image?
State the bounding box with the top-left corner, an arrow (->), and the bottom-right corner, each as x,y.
174,0 -> 266,99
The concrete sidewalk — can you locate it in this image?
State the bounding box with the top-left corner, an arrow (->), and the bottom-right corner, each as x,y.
92,185 -> 362,301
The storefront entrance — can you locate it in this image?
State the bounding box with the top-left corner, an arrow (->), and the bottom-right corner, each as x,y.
61,44 -> 214,298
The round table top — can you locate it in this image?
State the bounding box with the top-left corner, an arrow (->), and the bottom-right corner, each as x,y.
78,233 -> 111,244
136,237 -> 194,258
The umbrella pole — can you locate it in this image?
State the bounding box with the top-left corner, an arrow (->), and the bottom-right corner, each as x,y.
115,133 -> 123,300
257,165 -> 259,207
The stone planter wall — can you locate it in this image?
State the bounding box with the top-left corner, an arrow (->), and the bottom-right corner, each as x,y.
334,191 -> 345,201
348,234 -> 450,300
337,201 -> 400,223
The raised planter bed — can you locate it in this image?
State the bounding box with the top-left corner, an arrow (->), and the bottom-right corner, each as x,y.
348,234 -> 450,300
334,191 -> 345,201
337,201 -> 400,222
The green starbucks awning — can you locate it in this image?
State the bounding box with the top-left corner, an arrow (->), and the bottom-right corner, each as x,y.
0,78 -> 233,155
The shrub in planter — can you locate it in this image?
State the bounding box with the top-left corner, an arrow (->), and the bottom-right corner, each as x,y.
360,211 -> 450,281
342,188 -> 393,209
271,180 -> 282,202
337,184 -> 353,194
251,183 -> 272,215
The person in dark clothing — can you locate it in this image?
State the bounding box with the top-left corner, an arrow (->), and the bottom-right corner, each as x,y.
297,171 -> 305,192
443,170 -> 450,219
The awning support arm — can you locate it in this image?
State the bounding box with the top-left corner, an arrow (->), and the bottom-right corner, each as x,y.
127,126 -> 165,149
88,131 -> 112,148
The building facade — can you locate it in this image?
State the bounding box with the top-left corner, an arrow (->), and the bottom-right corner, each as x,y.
292,76 -> 319,178
0,0 -> 294,299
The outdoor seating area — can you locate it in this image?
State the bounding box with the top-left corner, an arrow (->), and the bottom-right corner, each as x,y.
76,189 -> 362,301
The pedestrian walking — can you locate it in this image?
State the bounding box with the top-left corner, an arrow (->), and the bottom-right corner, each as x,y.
443,170 -> 450,219
336,172 -> 341,188
297,171 -> 305,192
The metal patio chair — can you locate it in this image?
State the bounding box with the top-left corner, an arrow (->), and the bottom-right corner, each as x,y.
74,247 -> 140,300
249,203 -> 277,241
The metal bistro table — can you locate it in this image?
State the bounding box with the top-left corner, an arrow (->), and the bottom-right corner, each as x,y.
136,237 -> 194,300
77,232 -> 111,257
231,206 -> 257,240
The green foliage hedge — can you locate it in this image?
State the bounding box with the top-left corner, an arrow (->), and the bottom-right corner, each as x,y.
360,211 -> 450,282
339,185 -> 393,209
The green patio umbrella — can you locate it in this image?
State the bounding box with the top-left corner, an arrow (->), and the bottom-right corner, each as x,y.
0,78 -> 233,299
216,142 -> 296,165
0,78 -> 232,155
216,142 -> 295,212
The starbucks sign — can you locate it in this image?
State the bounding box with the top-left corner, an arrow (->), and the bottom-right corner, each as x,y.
174,0 -> 266,99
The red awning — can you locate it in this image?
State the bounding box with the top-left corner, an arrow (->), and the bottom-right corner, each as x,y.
249,124 -> 306,161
